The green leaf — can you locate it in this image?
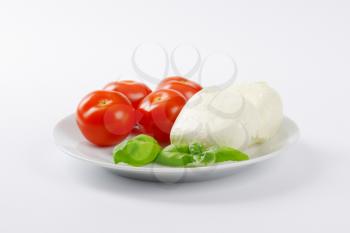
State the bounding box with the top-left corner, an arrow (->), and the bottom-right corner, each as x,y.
155,144 -> 193,167
113,134 -> 161,166
189,142 -> 204,155
209,146 -> 249,162
156,143 -> 249,167
187,150 -> 216,167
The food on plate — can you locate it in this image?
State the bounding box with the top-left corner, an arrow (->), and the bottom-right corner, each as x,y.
156,142 -> 249,167
75,75 -> 282,168
157,76 -> 202,100
232,82 -> 283,142
112,134 -> 249,167
170,82 -> 283,149
104,80 -> 152,108
76,90 -> 136,146
158,76 -> 202,90
207,146 -> 250,163
137,89 -> 187,144
113,134 -> 161,166
155,144 -> 193,167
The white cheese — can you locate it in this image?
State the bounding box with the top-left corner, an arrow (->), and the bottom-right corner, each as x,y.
170,82 -> 283,149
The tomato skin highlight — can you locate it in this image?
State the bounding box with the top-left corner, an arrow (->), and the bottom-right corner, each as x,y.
157,81 -> 201,100
157,76 -> 202,99
104,80 -> 152,108
76,90 -> 136,147
137,89 -> 187,144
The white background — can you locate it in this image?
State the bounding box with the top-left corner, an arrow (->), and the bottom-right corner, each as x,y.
1,0 -> 349,232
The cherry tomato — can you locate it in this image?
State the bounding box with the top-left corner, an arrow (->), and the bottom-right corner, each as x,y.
157,81 -> 200,100
76,90 -> 136,147
137,89 -> 187,144
104,80 -> 152,108
157,76 -> 202,100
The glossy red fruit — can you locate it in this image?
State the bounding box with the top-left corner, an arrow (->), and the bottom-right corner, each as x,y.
104,80 -> 152,108
157,76 -> 202,100
76,90 -> 136,147
137,89 -> 187,144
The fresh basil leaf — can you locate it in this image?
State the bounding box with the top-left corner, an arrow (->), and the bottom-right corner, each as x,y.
189,142 -> 204,155
155,144 -> 193,167
209,146 -> 249,162
113,134 -> 161,166
187,150 -> 216,167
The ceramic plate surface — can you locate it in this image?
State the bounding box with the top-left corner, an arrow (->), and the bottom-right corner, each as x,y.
53,114 -> 299,182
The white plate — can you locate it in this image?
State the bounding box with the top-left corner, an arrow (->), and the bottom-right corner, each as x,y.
53,114 -> 299,182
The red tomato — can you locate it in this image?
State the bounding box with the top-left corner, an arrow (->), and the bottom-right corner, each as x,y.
157,76 -> 202,100
76,90 -> 136,147
137,89 -> 187,144
104,80 -> 152,108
